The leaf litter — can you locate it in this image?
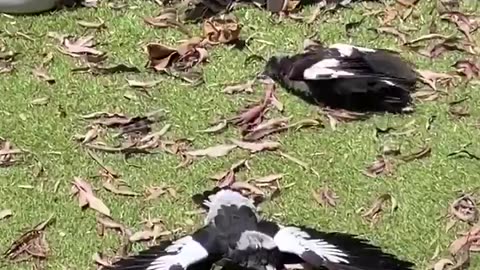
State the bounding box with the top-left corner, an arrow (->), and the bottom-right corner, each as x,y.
0,138 -> 25,167
71,177 -> 111,217
3,214 -> 54,264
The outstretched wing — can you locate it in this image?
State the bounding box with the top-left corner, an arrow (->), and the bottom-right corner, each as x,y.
107,227 -> 223,270
273,225 -> 414,270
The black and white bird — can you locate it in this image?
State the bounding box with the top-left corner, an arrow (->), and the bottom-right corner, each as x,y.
107,187 -> 414,270
260,43 -> 418,113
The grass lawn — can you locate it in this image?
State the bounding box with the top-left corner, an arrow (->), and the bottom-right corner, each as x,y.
1,0 -> 480,269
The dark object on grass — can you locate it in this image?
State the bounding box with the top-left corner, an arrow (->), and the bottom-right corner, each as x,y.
260,43 -> 418,113
107,187 -> 415,270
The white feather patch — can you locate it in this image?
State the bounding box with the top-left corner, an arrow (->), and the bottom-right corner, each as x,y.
236,230 -> 277,250
382,79 -> 396,86
204,189 -> 259,225
303,66 -> 355,80
147,236 -> 209,270
303,58 -> 355,79
273,226 -> 350,264
329,43 -> 376,57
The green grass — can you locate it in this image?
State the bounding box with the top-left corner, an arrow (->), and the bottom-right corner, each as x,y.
1,0 -> 480,269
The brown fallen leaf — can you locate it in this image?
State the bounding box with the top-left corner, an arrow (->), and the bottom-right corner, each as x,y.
0,60 -> 14,74
101,176 -> 140,197
144,8 -> 191,36
96,215 -> 132,238
210,159 -> 249,188
223,79 -> 255,94
448,225 -> 480,268
0,139 -> 24,167
425,37 -> 475,58
361,193 -> 397,225
371,27 -> 409,44
3,214 -> 53,262
0,209 -> 12,220
242,117 -> 291,141
186,144 -> 237,158
146,37 -> 208,73
440,11 -> 479,42
77,18 -> 106,29
126,79 -> 161,89
411,90 -> 441,101
399,145 -> 431,162
203,14 -> 241,45
228,103 -> 268,132
230,181 -> 265,197
449,194 -> 478,224
313,186 -> 339,207
362,156 -> 394,178
406,33 -> 455,46
144,186 -> 171,201
32,66 -> 55,84
252,174 -> 283,184
432,258 -> 454,270
60,35 -> 105,57
129,217 -> 177,242
416,69 -> 456,91
229,139 -> 280,153
449,104 -> 470,118
30,97 -> 49,106
453,59 -> 480,80
197,119 -> 228,134
320,108 -> 369,130
71,177 -> 111,217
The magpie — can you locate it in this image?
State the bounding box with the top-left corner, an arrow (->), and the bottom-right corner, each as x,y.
260,43 -> 418,113
107,187 -> 414,270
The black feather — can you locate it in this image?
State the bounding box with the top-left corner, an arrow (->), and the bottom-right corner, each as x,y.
262,44 -> 418,113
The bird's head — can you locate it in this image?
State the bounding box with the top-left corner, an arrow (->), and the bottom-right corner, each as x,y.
257,55 -> 290,84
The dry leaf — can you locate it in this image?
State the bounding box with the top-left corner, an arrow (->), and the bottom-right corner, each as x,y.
30,97 -> 49,106
144,186 -> 168,201
147,38 -> 208,73
3,214 -> 53,262
449,194 -> 478,223
440,11 -> 479,42
253,174 -> 283,184
416,69 -> 456,91
313,186 -> 339,207
0,139 -> 23,167
102,177 -> 140,197
71,177 -> 111,217
400,145 -> 431,162
32,67 -> 55,84
203,14 -> 241,45
77,18 -> 106,29
61,35 -> 104,57
229,139 -> 280,153
197,120 -> 228,134
126,79 -> 161,88
144,8 -> 191,36
432,258 -> 454,270
362,156 -> 394,178
0,209 -> 12,220
210,159 -> 248,188
453,59 -> 480,80
230,181 -> 265,196
186,144 -> 237,158
362,193 -> 397,224
223,80 -> 255,94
